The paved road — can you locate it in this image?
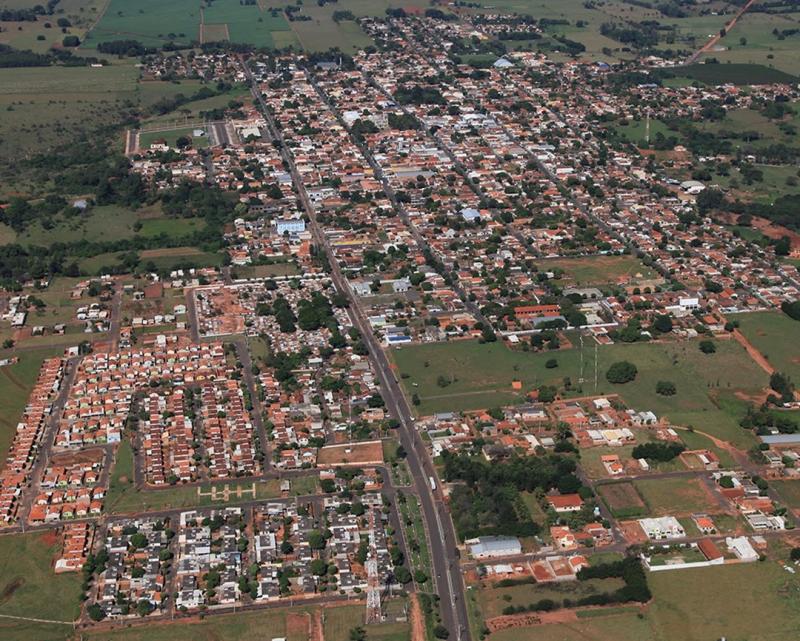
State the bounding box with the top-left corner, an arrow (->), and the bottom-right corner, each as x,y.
243,59 -> 472,641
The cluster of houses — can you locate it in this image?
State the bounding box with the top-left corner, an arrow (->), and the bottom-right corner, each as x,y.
0,358 -> 65,524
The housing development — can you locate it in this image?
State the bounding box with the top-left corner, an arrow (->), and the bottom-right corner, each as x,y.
2,2 -> 800,641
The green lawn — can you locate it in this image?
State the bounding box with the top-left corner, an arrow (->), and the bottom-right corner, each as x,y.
734,311 -> 800,382
391,338 -> 766,447
0,532 -> 82,641
139,126 -> 210,150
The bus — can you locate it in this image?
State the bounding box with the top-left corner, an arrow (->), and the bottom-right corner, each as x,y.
429,476 -> 437,491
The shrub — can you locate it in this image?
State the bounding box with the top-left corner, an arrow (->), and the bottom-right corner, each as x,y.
655,380 -> 676,396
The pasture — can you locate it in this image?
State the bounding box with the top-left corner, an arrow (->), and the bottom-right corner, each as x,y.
734,311 -> 800,382
391,337 -> 766,447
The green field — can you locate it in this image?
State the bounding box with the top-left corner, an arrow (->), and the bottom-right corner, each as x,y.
139,126 -> 210,150
323,604 -> 410,641
489,561 -> 800,641
671,62 -> 799,85
634,477 -> 717,516
83,0 -> 298,48
392,338 -> 766,447
83,608 -> 303,641
0,531 -> 82,641
0,348 -> 60,469
541,254 -> 658,287
735,311 -> 800,382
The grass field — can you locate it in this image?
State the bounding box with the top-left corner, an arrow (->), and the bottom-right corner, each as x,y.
83,608 -> 304,641
391,338 -> 766,447
139,126 -> 210,150
84,0 -> 298,48
0,531 -> 82,641
773,480 -> 800,510
597,481 -> 647,518
323,604 -> 410,641
634,477 -> 717,516
671,62 -> 798,85
541,255 -> 657,287
0,348 -> 59,469
734,311 -> 800,382
477,578 -> 626,619
489,561 -> 800,641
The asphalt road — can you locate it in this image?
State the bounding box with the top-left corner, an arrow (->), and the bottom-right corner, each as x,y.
243,59 -> 472,641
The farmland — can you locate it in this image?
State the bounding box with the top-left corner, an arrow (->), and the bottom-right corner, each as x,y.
391,338 -> 767,447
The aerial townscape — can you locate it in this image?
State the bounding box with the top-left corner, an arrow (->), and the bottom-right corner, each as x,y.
1,2 -> 800,641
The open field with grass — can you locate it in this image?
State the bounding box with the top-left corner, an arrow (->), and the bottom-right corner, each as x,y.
634,477 -> 718,516
323,604 -> 410,641
489,561 -> 800,641
773,479 -> 800,510
0,531 -> 82,641
83,607 -> 306,641
734,311 -> 800,381
139,125 -> 209,150
672,62 -> 798,85
541,254 -> 657,287
478,577 -> 626,619
598,481 -> 647,518
0,0 -> 107,53
0,63 -> 139,168
80,246 -> 223,275
0,347 -> 60,468
391,338 -> 766,447
698,12 -> 800,75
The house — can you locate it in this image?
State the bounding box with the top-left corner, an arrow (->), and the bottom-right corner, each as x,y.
548,494 -> 584,513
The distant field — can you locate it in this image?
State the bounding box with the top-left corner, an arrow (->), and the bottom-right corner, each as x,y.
734,311 -> 800,382
671,62 -> 799,85
84,0 -> 298,48
391,338 -> 766,447
0,531 -> 82,641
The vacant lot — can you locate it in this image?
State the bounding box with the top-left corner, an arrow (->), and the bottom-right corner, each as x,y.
597,482 -> 647,518
392,338 -> 766,447
634,477 -> 717,516
735,311 -> 800,382
323,604 -> 410,641
83,608 -> 302,641
0,532 -> 82,641
542,255 -> 657,287
317,440 -> 384,467
139,126 -> 209,150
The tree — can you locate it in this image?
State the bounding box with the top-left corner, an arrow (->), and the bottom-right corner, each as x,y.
433,624 -> 450,639
718,475 -> 734,489
414,570 -> 429,584
349,627 -> 367,641
87,603 -> 105,621
653,314 -> 673,333
545,358 -> 558,369
655,380 -> 676,396
308,530 -> 326,550
62,35 -> 80,47
394,565 -> 412,584
699,340 -> 716,354
606,361 -> 638,384
790,547 -> 800,562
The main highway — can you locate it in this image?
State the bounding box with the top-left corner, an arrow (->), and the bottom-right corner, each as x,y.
242,58 -> 472,641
